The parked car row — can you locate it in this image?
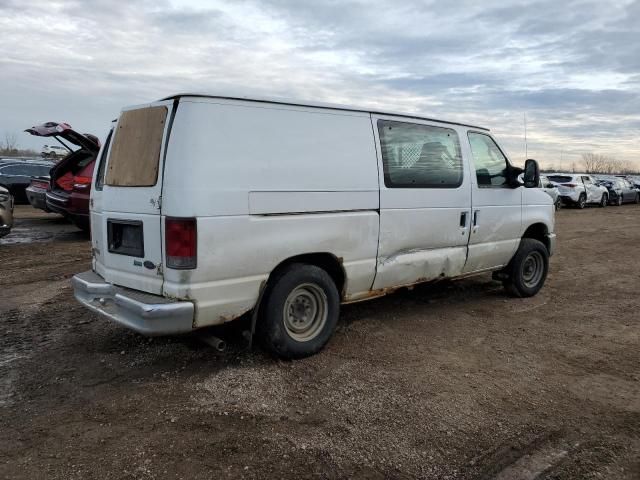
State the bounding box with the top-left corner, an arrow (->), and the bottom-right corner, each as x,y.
541,173 -> 640,208
0,159 -> 53,204
0,123 -> 100,238
545,173 -> 611,208
594,176 -> 640,206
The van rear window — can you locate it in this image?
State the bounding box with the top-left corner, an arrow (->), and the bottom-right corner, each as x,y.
548,175 -> 573,183
105,106 -> 167,187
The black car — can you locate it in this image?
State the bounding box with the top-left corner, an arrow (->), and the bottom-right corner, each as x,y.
625,176 -> 640,190
598,178 -> 640,206
25,175 -> 51,212
0,162 -> 53,204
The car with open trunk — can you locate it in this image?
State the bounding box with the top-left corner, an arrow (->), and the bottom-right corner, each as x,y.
25,123 -> 100,231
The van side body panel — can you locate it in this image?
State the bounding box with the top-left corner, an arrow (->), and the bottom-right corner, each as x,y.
161,99 -> 380,327
162,212 -> 379,326
521,188 -> 555,235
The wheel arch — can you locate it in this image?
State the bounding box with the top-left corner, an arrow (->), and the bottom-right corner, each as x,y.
522,222 -> 550,252
266,252 -> 347,299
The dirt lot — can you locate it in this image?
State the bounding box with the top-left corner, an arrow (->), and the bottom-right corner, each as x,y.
0,205 -> 638,480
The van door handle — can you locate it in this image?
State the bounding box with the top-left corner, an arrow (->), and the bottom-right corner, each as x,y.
472,210 -> 479,232
460,212 -> 467,228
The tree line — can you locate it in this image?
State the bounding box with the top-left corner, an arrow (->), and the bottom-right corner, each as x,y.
0,131 -> 38,157
542,153 -> 639,175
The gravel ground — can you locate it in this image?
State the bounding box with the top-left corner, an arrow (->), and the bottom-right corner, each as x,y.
0,205 -> 638,479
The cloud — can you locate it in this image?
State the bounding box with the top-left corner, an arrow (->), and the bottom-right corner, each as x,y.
1,0 -> 638,168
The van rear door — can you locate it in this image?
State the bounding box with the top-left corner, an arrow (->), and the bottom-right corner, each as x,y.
91,100 -> 174,295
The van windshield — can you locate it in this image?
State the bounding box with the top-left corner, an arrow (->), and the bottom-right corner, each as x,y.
105,106 -> 167,187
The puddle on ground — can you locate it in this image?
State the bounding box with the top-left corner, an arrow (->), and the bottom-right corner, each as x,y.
0,218 -> 83,245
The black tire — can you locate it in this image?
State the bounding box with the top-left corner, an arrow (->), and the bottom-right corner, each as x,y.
635,194 -> 640,204
616,195 -> 623,206
555,198 -> 562,211
599,194 -> 607,208
257,263 -> 340,359
502,238 -> 549,298
577,193 -> 586,209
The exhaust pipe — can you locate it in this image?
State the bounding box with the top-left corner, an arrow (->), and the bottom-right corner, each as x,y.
200,334 -> 226,352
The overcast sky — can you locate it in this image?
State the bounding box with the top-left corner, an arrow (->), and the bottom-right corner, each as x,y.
1,0 -> 639,168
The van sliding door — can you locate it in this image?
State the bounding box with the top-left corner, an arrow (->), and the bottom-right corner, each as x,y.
372,115 -> 472,289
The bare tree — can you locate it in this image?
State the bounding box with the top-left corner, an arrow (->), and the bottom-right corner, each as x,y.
618,160 -> 634,174
3,132 -> 18,152
582,153 -> 611,173
580,153 -> 640,174
602,158 -> 617,174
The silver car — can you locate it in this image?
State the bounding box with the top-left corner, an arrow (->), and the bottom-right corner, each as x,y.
539,175 -> 561,210
0,185 -> 13,238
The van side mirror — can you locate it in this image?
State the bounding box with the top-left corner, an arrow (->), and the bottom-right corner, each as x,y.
523,159 -> 540,188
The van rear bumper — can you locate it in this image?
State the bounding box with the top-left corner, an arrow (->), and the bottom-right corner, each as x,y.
72,270 -> 194,336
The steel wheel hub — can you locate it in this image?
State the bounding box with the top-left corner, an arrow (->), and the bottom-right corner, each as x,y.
283,284 -> 328,342
522,252 -> 544,288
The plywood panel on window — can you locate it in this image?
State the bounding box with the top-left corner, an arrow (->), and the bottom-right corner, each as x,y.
105,106 -> 168,187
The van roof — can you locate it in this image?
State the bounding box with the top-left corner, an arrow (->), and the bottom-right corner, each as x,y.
160,93 -> 490,131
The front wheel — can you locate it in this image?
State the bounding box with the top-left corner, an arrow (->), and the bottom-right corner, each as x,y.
616,195 -> 623,206
577,193 -> 586,209
502,238 -> 549,298
599,194 -> 608,208
258,264 -> 340,359
555,198 -> 562,211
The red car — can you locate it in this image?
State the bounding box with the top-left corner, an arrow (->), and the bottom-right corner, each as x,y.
25,122 -> 100,231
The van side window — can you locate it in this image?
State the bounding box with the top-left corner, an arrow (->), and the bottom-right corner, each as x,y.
468,132 -> 508,187
377,120 -> 463,188
95,129 -> 113,191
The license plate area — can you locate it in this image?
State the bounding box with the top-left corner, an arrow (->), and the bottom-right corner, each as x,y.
107,219 -> 144,257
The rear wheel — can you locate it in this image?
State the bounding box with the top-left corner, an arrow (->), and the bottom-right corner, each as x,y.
555,198 -> 562,210
635,194 -> 640,204
599,194 -> 608,207
258,263 -> 340,359
577,193 -> 586,209
616,195 -> 623,206
502,238 -> 549,298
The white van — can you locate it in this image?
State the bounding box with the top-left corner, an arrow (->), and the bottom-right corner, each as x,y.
73,94 -> 556,358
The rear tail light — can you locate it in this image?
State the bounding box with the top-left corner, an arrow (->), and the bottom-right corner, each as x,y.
72,176 -> 92,191
165,217 -> 197,269
561,183 -> 577,188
